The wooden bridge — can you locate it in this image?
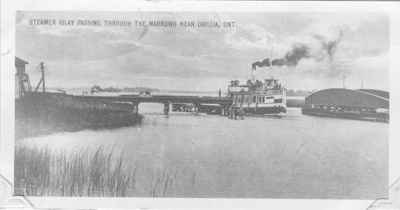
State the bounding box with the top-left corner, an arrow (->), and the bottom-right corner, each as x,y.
72,94 -> 233,115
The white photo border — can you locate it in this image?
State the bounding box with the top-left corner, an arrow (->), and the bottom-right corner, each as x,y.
1,1 -> 400,209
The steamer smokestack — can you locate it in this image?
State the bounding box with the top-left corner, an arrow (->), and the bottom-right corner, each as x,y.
251,58 -> 271,70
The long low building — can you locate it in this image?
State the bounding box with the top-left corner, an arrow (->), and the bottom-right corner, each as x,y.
302,88 -> 389,122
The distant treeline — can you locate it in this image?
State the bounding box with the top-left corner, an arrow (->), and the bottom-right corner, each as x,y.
286,89 -> 312,97
91,85 -> 160,93
89,85 -> 312,97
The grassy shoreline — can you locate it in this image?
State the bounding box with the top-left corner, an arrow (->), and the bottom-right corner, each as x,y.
15,145 -> 137,196
14,145 -> 181,197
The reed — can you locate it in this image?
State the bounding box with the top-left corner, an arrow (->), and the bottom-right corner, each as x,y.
15,145 -> 137,196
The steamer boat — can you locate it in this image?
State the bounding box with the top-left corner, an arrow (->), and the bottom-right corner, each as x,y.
228,78 -> 287,115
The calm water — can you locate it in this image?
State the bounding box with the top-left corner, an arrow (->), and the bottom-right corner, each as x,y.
18,105 -> 388,198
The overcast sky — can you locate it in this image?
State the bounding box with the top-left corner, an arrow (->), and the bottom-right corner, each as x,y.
16,11 -> 389,91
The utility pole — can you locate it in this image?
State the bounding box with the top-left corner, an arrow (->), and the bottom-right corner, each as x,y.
34,62 -> 46,92
342,74 -> 346,89
40,62 -> 45,92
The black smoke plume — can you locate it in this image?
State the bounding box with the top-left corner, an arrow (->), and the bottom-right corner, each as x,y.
313,30 -> 343,61
251,30 -> 344,70
280,44 -> 310,66
251,58 -> 270,69
252,44 -> 310,70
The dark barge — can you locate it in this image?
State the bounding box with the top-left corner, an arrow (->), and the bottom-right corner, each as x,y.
16,92 -> 142,139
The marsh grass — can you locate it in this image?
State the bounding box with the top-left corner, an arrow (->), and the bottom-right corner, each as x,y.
15,145 -> 138,196
149,168 -> 178,197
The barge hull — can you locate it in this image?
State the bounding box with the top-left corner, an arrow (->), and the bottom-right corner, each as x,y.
242,106 -> 286,115
302,108 -> 389,123
16,92 -> 142,139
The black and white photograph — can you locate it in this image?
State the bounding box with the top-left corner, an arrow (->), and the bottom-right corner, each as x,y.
13,11 -> 389,199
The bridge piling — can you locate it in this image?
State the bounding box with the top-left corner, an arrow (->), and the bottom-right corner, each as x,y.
221,106 -> 228,116
163,102 -> 170,115
132,103 -> 139,115
194,103 -> 200,113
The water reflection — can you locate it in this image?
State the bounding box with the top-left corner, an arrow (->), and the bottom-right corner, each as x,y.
17,106 -> 388,198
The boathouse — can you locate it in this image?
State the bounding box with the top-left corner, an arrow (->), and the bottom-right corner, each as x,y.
15,57 -> 31,98
302,88 -> 389,121
304,88 -> 389,110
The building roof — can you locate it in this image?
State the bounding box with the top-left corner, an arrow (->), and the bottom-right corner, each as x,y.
305,88 -> 389,109
15,57 -> 29,66
358,89 -> 389,99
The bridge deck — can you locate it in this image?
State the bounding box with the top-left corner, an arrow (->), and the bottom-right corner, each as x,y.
74,94 -> 233,105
